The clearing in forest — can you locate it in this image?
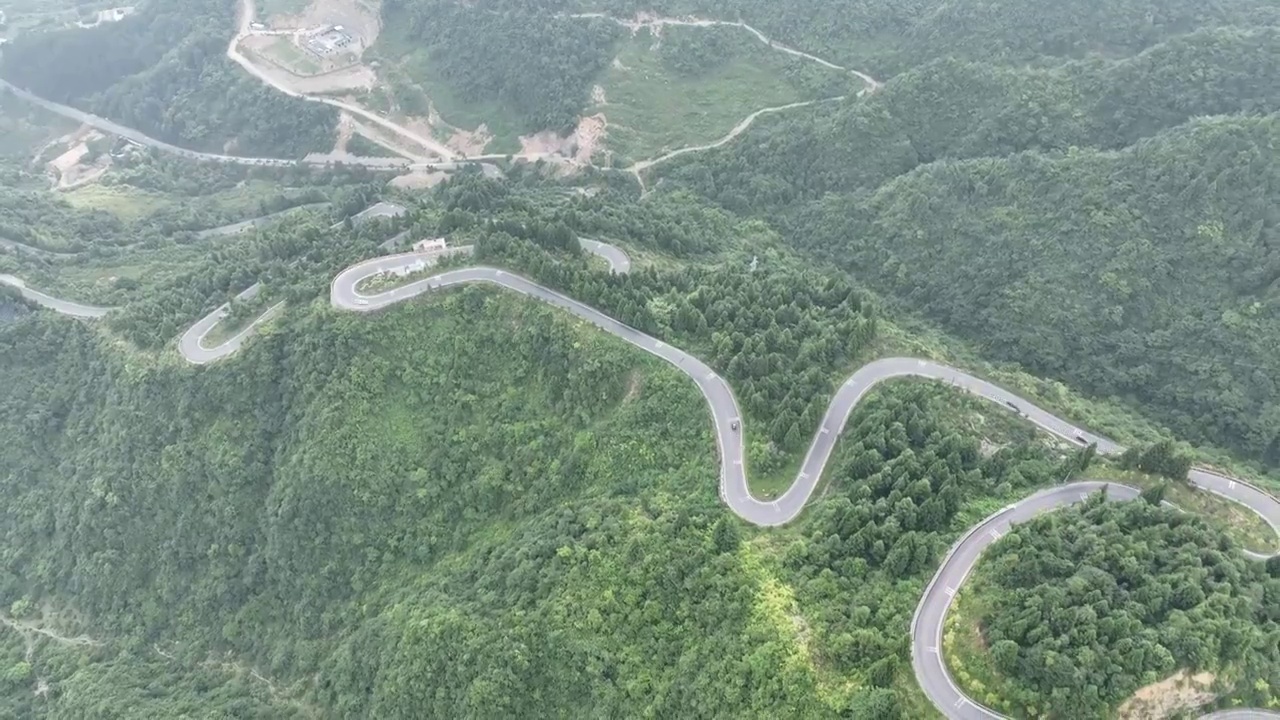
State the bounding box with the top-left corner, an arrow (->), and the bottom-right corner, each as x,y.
592,25 -> 850,165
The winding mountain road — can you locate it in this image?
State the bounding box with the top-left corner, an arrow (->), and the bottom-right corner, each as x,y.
11,238 -> 1280,718
912,480 -> 1280,720
0,274 -> 111,318
177,283 -> 285,365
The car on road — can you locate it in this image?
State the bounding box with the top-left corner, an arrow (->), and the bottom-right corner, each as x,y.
354,298 -> 369,306
730,420 -> 740,431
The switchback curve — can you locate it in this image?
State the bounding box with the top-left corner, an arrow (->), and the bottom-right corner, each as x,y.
326,255 -> 1280,720
10,247 -> 1280,718
912,481 -> 1280,720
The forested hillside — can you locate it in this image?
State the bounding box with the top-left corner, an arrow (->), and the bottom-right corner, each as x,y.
5,0 -> 1280,715
836,116 -> 1280,463
950,496 -> 1280,718
576,0 -> 1280,74
653,6 -> 1280,468
0,0 -> 336,156
0,278 -> 1083,717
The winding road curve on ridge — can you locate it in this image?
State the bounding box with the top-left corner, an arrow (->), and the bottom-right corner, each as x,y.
10,240 -> 1280,719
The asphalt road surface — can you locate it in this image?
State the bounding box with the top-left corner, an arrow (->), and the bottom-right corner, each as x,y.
13,240 -> 1280,718
330,251 -> 1280,720
177,283 -> 285,365
0,274 -> 112,319
578,238 -> 631,274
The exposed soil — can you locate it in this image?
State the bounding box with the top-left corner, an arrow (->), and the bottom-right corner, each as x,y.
47,129 -> 111,190
573,113 -> 607,164
447,124 -> 493,156
389,169 -> 450,189
516,113 -> 608,167
519,129 -> 567,157
332,111 -> 354,153
268,0 -> 381,45
1118,671 -> 1215,720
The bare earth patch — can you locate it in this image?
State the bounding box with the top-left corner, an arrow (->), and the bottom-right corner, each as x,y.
47,129 -> 111,190
573,113 -> 608,164
447,124 -> 493,156
517,113 -> 608,167
268,0 -> 381,44
1118,671 -> 1215,720
389,169 -> 450,189
332,111 -> 354,153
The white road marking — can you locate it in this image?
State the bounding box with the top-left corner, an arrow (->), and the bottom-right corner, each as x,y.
954,698 -> 968,708
820,427 -> 830,434
655,341 -> 664,349
926,646 -> 938,654
944,587 -> 955,597
990,528 -> 1002,539
1230,481 -> 1237,490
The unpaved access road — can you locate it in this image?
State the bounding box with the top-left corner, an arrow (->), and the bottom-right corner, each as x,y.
568,12 -> 881,91
229,0 -> 460,161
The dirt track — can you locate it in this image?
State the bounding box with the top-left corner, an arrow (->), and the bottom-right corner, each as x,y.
227,0 -> 460,160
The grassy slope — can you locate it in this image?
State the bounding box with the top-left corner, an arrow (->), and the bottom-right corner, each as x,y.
370,20 -> 848,162
62,179 -> 300,221
593,26 -> 837,165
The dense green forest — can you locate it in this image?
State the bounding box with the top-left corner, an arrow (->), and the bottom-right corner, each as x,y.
0,0 -> 336,156
577,0 -> 1280,75
827,114 -> 1280,464
953,496 -> 1280,718
652,12 -> 1280,467
665,25 -> 1280,210
0,280 -> 1093,717
6,0 -> 1280,714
